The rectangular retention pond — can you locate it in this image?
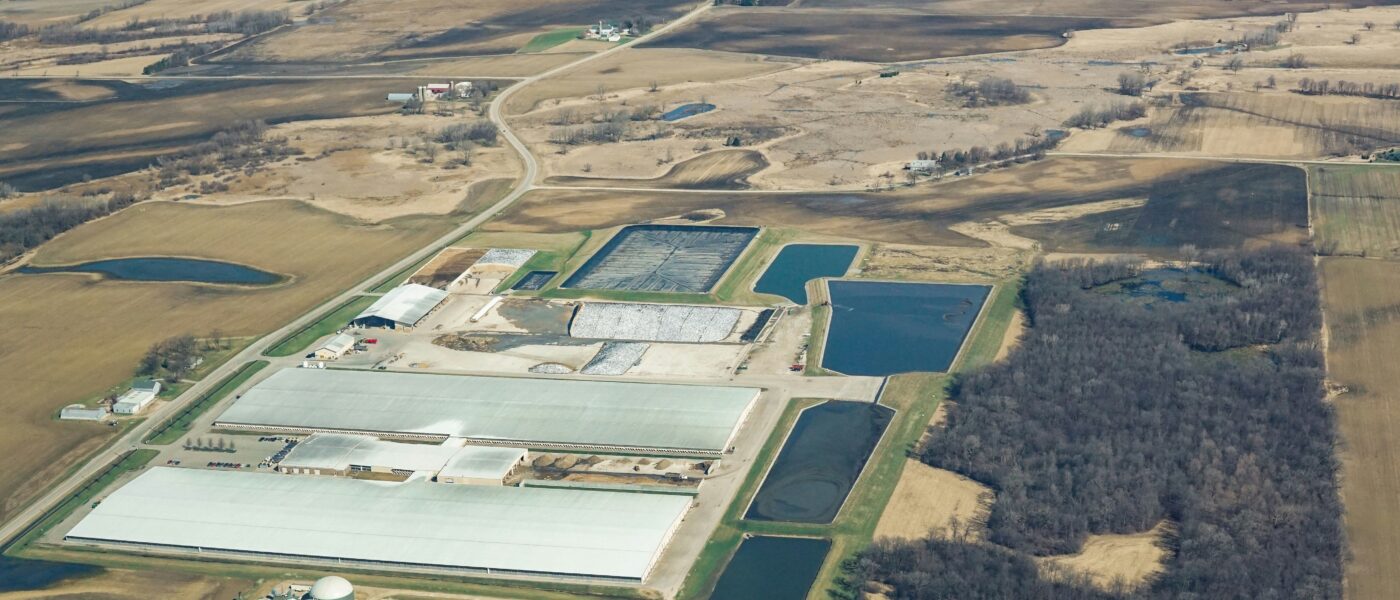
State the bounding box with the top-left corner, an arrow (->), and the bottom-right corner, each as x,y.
709,536 -> 831,600
821,280 -> 990,376
753,244 -> 859,305
745,400 -> 893,524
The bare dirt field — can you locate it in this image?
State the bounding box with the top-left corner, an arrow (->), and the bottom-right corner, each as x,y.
1036,523 -> 1170,592
0,199 -> 451,524
644,8 -> 1146,62
1320,257 -> 1400,600
214,0 -> 692,64
545,149 -> 768,190
488,158 -> 1305,254
0,568 -> 253,600
408,247 -> 487,288
1311,165 -> 1400,259
0,78 -> 427,192
874,459 -> 992,541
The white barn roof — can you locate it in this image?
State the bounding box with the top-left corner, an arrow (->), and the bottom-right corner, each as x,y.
354,284 -> 447,327
215,369 -> 758,454
67,468 -> 690,580
439,445 -> 527,481
279,433 -> 460,473
319,333 -> 355,355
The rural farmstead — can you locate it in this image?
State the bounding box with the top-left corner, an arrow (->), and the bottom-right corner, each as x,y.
215,369 -> 759,455
66,468 -> 690,581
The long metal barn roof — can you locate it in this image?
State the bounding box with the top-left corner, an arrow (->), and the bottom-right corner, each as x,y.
66,468 -> 690,580
215,369 -> 759,454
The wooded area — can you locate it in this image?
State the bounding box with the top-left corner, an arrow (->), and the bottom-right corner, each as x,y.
847,249 -> 1341,598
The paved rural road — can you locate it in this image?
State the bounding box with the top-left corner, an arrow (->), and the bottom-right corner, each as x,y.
0,2 -> 714,550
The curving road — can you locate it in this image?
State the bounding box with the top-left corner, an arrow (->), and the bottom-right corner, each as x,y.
0,1 -> 713,551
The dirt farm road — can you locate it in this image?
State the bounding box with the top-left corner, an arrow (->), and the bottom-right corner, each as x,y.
0,1 -> 718,562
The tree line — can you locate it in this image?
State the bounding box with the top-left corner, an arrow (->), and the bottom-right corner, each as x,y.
1063,101 -> 1147,129
913,133 -> 1062,174
845,248 -> 1342,599
1294,78 -> 1400,99
139,332 -> 230,383
0,192 -> 142,263
949,76 -> 1031,107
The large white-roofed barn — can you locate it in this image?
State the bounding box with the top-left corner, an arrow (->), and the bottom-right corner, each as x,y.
65,468 -> 690,581
215,369 -> 759,456
351,283 -> 448,329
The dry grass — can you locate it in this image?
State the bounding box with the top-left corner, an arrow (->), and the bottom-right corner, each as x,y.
993,309 -> 1026,362
860,243 -> 1028,283
0,568 -> 252,600
486,158 -> 1220,247
0,200 -> 450,523
0,0 -> 111,25
504,48 -> 791,114
1062,93 -> 1400,158
545,149 -> 768,190
1311,165 -> 1400,259
1035,523 -> 1171,592
1320,257 -> 1400,600
874,459 -> 993,541
81,0 -> 299,29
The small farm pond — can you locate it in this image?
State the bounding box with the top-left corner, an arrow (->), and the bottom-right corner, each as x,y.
746,400 -> 893,524
0,556 -> 100,593
660,102 -> 716,122
821,281 -> 990,376
753,244 -> 859,304
1093,267 -> 1236,306
709,536 -> 831,600
19,257 -> 282,285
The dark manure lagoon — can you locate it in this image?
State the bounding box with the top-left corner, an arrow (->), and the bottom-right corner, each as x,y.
0,556 -> 100,593
753,244 -> 859,304
745,400 -> 893,524
709,535 -> 831,600
821,280 -> 990,376
19,257 -> 282,285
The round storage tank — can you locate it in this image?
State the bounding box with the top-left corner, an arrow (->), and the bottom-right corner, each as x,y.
308,576 -> 354,600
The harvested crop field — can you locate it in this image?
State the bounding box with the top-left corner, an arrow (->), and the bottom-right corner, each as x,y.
407,248 -> 487,288
644,8 -> 1142,62
489,158 -> 1305,253
0,567 -> 253,600
545,150 -> 768,190
0,78 -> 432,191
0,200 -> 451,525
789,0 -> 1400,22
1321,257 -> 1400,600
875,459 -> 991,542
1062,93 -> 1400,159
215,0 -> 692,64
1011,163 -> 1309,254
1311,165 -> 1400,258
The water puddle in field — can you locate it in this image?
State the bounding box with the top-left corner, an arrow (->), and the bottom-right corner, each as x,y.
20,257 -> 282,285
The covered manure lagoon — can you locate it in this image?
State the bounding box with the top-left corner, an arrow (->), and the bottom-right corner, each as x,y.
753,243 -> 859,304
820,280 -> 990,376
745,400 -> 893,524
20,257 -> 282,285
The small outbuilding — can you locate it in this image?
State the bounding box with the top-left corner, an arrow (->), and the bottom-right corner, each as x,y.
112,379 -> 161,415
60,404 -> 109,422
351,284 -> 448,329
905,159 -> 939,173
314,333 -> 355,360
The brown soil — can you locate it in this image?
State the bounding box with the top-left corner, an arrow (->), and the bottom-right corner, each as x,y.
1321,257 -> 1400,600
